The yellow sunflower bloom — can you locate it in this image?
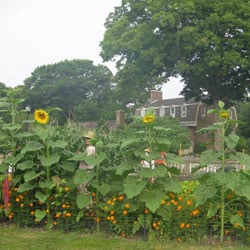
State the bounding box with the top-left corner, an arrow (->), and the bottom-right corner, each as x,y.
143,115 -> 155,123
34,109 -> 49,124
219,110 -> 229,120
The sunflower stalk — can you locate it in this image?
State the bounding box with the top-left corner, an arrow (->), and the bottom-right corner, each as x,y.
220,124 -> 226,244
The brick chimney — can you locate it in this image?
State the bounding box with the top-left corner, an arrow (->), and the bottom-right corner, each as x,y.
116,110 -> 125,127
150,90 -> 162,103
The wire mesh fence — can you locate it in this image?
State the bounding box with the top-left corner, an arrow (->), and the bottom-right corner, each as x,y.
1,192 -> 249,246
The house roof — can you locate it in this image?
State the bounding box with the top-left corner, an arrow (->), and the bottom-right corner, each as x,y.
144,97 -> 196,107
137,97 -> 203,127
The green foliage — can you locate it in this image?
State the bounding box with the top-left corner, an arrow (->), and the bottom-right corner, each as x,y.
193,101 -> 250,243
101,0 -> 250,105
0,97 -> 249,245
236,101 -> 250,151
111,116 -> 190,154
193,142 -> 207,154
22,59 -> 118,124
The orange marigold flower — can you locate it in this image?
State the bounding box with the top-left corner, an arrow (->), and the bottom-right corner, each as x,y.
8,213 -> 14,219
177,205 -> 182,211
62,204 -> 67,209
19,195 -> 24,200
237,210 -> 243,217
118,195 -> 124,201
55,213 -> 61,218
234,223 -> 240,228
186,200 -> 192,206
191,208 -> 200,216
177,196 -> 183,201
122,210 -> 128,215
125,203 -> 130,209
34,109 -> 49,125
121,231 -> 126,237
180,223 -> 185,229
109,209 -> 115,215
169,192 -> 175,198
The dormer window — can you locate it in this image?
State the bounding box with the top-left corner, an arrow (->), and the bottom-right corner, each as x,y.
181,104 -> 187,117
170,106 -> 176,117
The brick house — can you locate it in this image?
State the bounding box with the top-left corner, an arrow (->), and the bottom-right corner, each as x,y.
135,90 -> 237,153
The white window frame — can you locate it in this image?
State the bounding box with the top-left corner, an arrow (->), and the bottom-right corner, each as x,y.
159,106 -> 165,117
181,104 -> 187,117
170,106 -> 176,117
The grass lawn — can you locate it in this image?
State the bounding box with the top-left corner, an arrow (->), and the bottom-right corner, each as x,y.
0,225 -> 248,250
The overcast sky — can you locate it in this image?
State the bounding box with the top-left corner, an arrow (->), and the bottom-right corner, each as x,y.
0,0 -> 183,98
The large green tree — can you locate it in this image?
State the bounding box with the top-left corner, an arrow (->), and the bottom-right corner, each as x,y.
22,59 -> 119,123
100,0 -> 250,105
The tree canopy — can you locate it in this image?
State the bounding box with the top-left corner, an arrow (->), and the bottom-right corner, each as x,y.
22,59 -> 119,124
100,0 -> 250,105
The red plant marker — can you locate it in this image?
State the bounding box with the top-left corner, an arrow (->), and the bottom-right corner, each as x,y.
2,177 -> 10,212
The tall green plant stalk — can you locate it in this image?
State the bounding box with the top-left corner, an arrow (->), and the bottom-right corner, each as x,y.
194,101 -> 245,245
95,161 -> 100,233
220,122 -> 226,244
46,145 -> 52,227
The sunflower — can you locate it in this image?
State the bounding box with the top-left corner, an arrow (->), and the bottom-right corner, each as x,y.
34,109 -> 49,124
219,110 -> 229,120
143,115 -> 155,123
